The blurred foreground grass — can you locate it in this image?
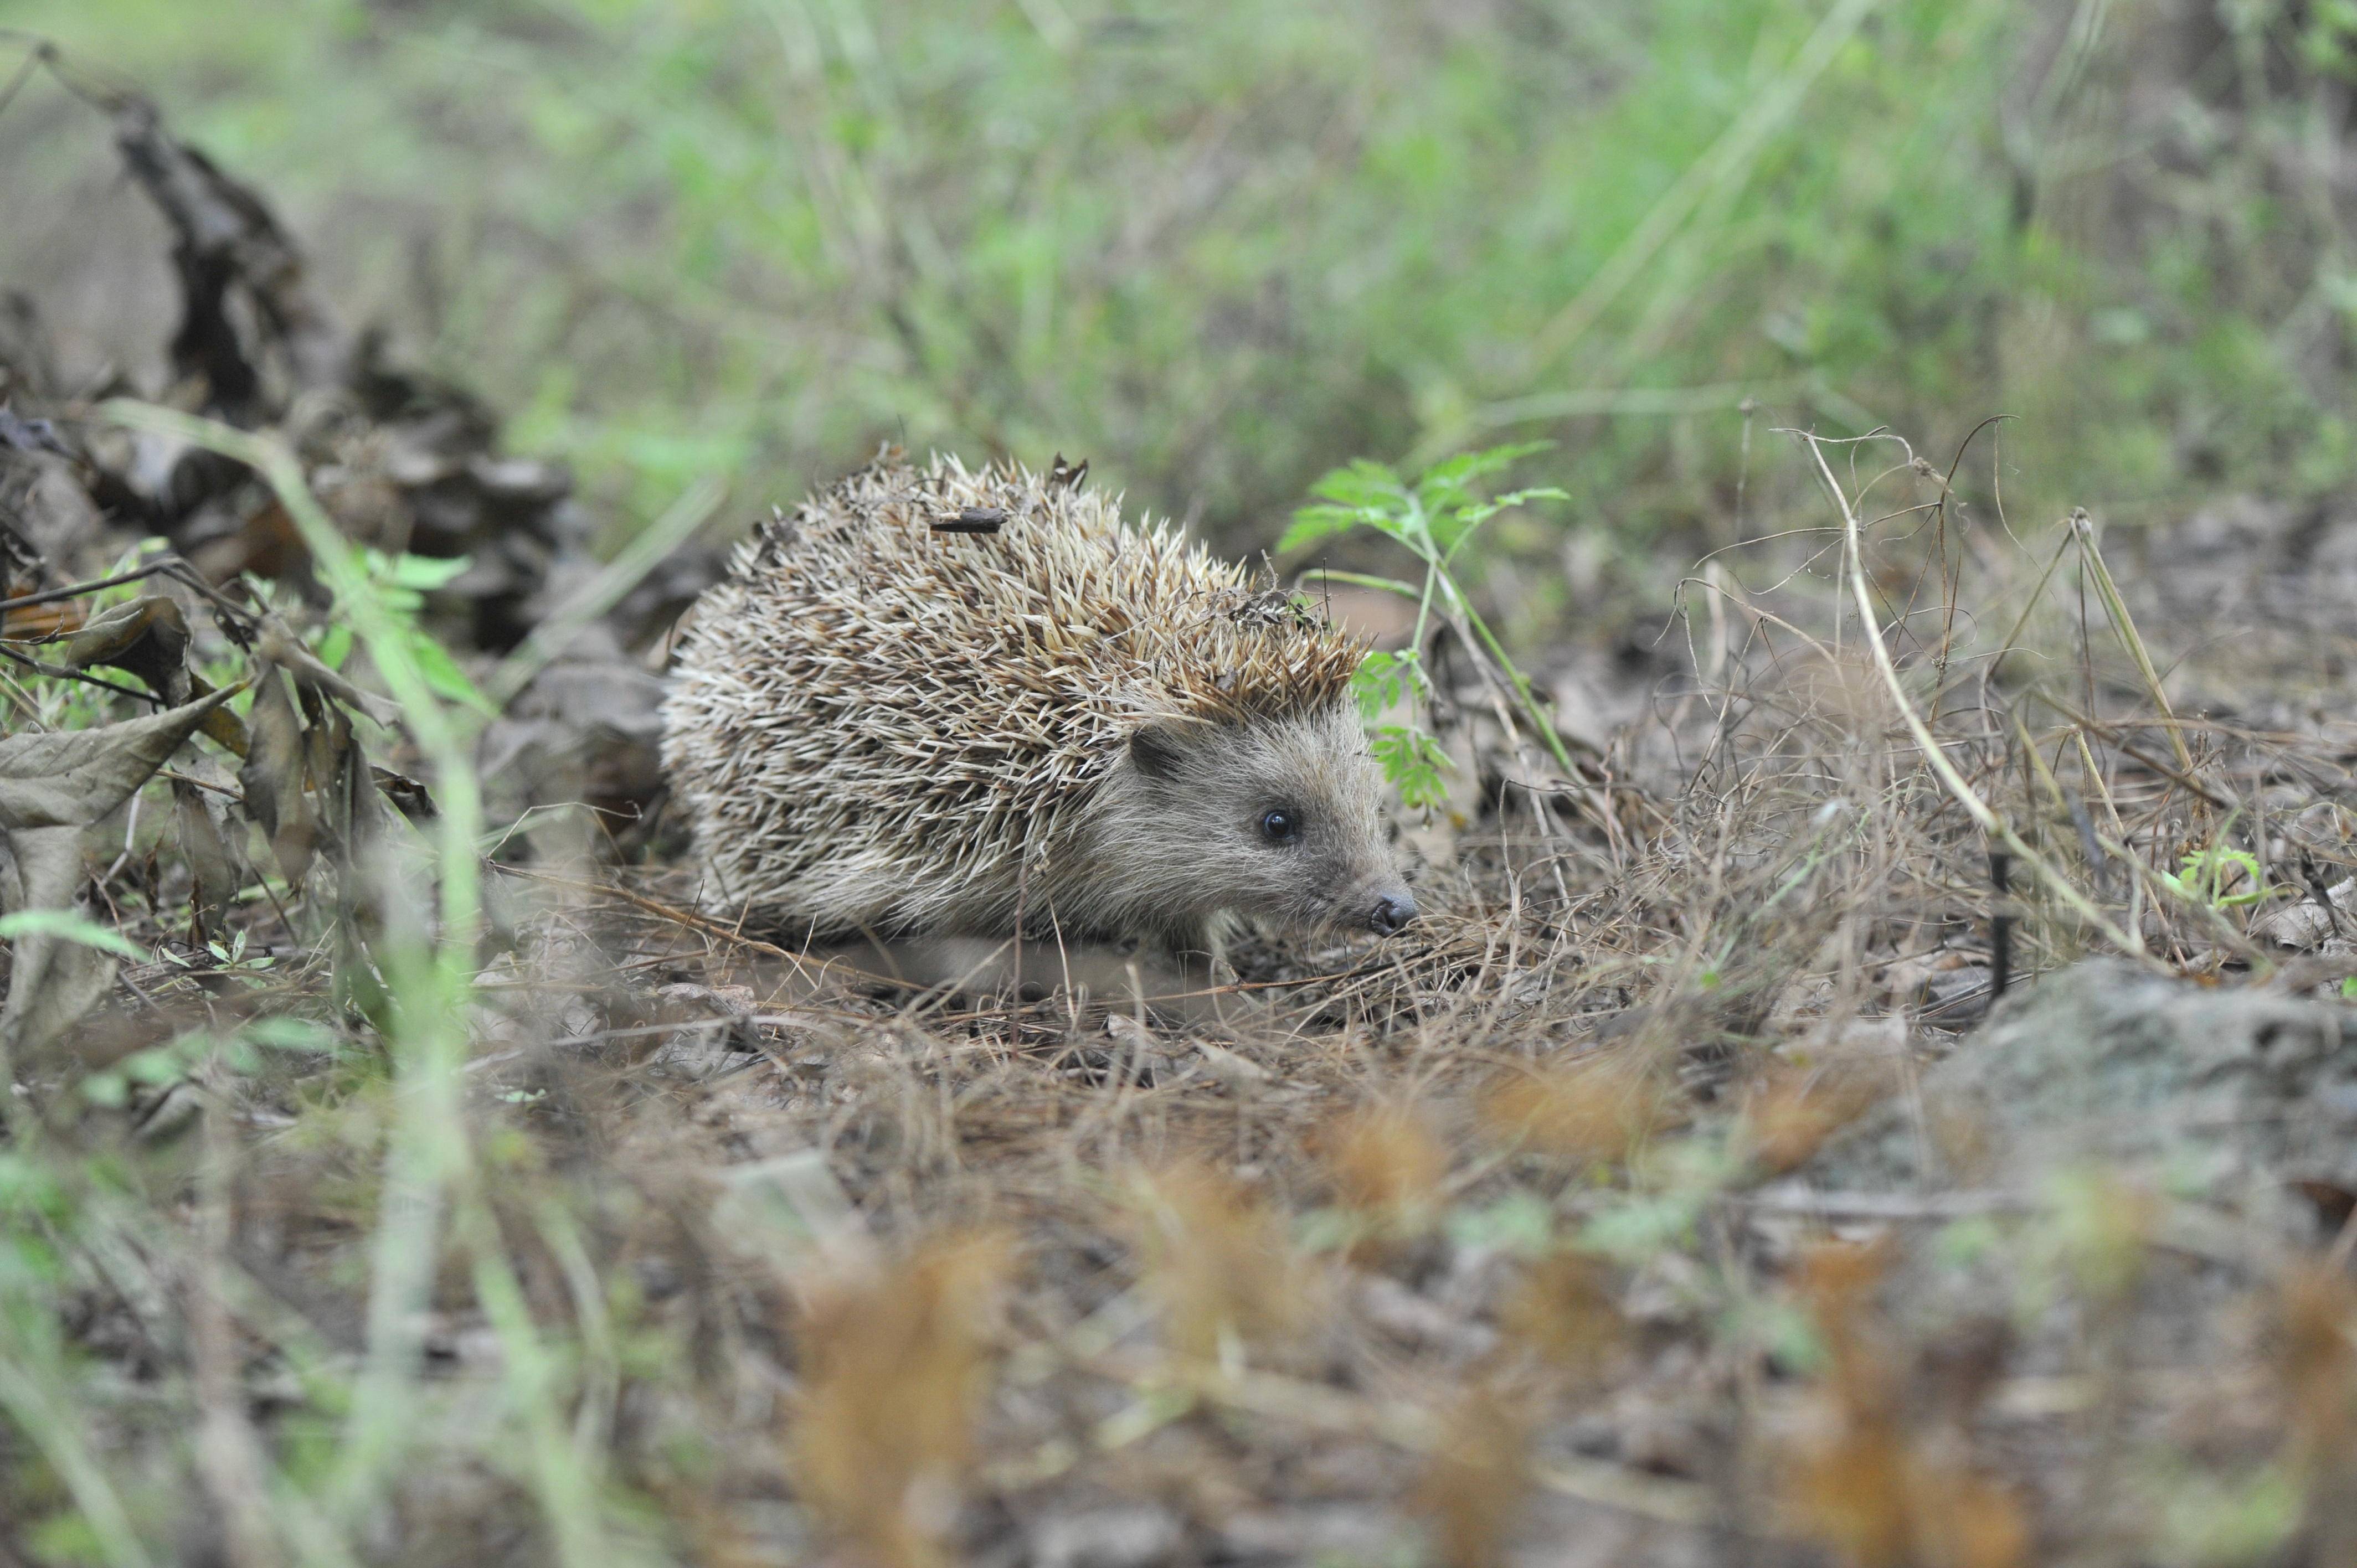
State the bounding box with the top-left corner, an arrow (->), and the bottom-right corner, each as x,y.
6,0 -> 2353,615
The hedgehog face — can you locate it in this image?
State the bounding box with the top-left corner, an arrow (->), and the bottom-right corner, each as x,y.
1086,703 -> 1416,946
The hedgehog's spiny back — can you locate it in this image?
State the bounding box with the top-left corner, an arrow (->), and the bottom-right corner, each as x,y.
660,449 -> 1367,936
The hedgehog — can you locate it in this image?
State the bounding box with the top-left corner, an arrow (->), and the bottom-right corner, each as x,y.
658,448 -> 1417,957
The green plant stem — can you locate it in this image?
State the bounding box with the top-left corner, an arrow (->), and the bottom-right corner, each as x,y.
1411,551 -> 1578,780
94,403 -> 534,1546
0,1313 -> 157,1568
2097,832 -> 2269,968
1454,594 -> 1579,777
99,403 -> 484,943
97,401 -> 697,1564
486,473 -> 725,709
461,1201 -> 615,1568
1301,568 -> 1421,601
1305,465 -> 1579,786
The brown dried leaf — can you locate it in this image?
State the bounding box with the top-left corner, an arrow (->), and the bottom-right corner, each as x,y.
112,96 -> 349,405
256,621 -> 397,726
238,665 -> 316,882
370,765 -> 435,821
172,778 -> 242,941
60,594 -> 192,703
316,701 -> 378,862
0,688 -> 233,1060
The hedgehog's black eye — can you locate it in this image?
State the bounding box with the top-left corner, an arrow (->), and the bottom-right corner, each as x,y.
1259,808 -> 1302,844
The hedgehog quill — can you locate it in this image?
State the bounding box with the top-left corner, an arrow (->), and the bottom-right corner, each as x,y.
660,449 -> 1417,960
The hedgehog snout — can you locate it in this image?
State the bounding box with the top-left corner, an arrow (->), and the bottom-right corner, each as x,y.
1367,889 -> 1418,937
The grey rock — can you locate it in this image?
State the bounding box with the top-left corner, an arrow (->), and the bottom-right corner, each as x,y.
1809,960 -> 2357,1230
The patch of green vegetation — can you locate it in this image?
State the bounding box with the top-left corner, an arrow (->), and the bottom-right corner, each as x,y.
6,1 -> 2349,608
1285,440 -> 1568,802
2164,843 -> 2268,910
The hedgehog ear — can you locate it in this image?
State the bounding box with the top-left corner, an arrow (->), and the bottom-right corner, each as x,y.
1128,722 -> 1188,780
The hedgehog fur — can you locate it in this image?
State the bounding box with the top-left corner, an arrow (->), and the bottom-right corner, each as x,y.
659,448 -> 1416,952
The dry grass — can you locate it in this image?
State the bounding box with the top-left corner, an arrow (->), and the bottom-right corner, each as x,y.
788,1232 -> 1011,1568
13,425 -> 2357,1566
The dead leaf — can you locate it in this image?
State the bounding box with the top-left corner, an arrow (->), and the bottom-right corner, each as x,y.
61,594 -> 193,703
172,779 -> 241,942
0,688 -> 233,1063
112,96 -> 350,405
183,673 -> 253,756
256,620 -> 397,726
301,682 -> 345,803
239,664 -> 317,883
43,592 -> 247,754
370,765 -> 435,820
308,697 -> 369,866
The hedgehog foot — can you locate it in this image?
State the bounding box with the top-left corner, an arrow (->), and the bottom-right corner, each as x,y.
784,936 -> 1267,1030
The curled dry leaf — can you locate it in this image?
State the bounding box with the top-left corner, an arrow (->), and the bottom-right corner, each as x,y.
44,588 -> 424,839
233,658 -> 375,888
239,664 -> 316,883
255,620 -> 399,727
0,687 -> 233,1062
60,593 -> 193,704
313,700 -> 375,862
52,590 -> 251,754
111,94 -> 352,406
172,778 -> 243,942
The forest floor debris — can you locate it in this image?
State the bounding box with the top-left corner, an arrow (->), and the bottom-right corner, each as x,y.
4,50 -> 2357,1568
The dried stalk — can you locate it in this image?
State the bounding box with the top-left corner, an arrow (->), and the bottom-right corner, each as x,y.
1803,431 -> 2160,970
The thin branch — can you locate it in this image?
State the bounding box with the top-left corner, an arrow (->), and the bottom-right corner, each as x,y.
1800,430 -> 2162,970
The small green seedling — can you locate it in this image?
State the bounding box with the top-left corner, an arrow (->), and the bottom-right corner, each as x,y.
1283,442 -> 1571,810
358,550 -> 495,712
2159,845 -> 2267,910
156,925 -> 279,984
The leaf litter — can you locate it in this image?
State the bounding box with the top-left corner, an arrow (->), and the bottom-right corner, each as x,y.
3,39 -> 2357,1568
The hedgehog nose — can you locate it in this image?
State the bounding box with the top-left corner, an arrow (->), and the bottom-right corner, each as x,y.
1368,891 -> 1417,937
